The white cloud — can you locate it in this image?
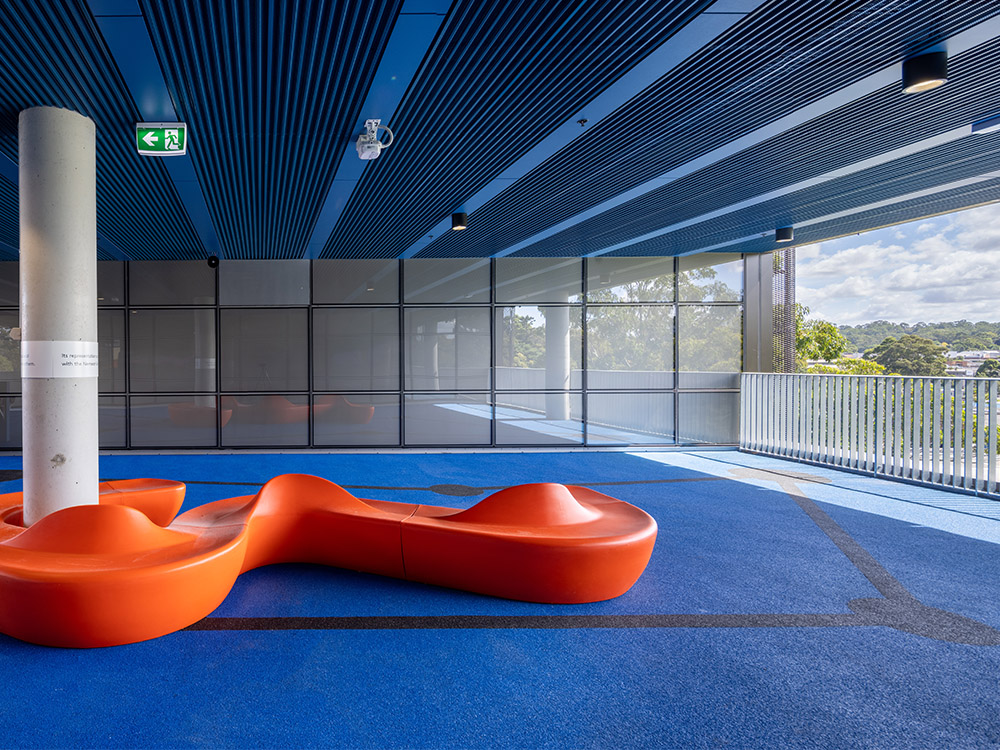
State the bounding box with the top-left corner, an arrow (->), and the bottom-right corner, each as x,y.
795,206 -> 1000,325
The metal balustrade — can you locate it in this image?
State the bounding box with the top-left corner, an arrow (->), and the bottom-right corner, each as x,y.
740,373 -> 1000,498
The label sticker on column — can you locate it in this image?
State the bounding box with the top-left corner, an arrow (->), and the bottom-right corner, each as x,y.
21,341 -> 99,378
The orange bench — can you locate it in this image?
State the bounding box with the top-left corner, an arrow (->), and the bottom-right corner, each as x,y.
0,475 -> 656,647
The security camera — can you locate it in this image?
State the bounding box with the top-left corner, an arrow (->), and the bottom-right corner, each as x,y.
356,119 -> 394,160
207,255 -> 219,268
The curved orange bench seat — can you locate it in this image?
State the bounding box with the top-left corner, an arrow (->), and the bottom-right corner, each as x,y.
0,475 -> 656,648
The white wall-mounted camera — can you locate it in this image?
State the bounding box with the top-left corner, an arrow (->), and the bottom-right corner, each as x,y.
356,119 -> 394,160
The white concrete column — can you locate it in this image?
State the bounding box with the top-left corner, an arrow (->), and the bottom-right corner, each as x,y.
19,107 -> 99,525
544,303 -> 571,420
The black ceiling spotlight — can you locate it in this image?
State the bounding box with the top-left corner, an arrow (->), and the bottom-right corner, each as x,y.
902,50 -> 948,94
775,226 -> 794,243
207,255 -> 219,268
451,212 -> 468,231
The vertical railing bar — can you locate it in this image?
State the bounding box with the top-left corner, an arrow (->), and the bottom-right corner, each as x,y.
824,377 -> 833,464
931,378 -> 941,484
875,377 -> 884,476
989,379 -> 998,496
977,379 -> 986,492
943,379 -> 952,486
852,377 -> 861,469
768,374 -> 777,454
952,379 -> 961,488
833,377 -> 842,466
904,377 -> 914,480
963,380 -> 974,490
920,378 -> 929,482
779,375 -> 788,457
841,376 -> 849,467
792,375 -> 801,458
894,377 -> 903,478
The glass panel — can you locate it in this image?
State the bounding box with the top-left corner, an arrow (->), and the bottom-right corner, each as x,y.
314,394 -> 399,446
221,394 -> 309,447
587,305 -> 674,389
129,309 -> 216,392
128,260 -> 216,305
313,308 -> 399,391
403,259 -> 490,303
220,260 -> 310,306
98,310 -> 126,393
403,308 -> 490,390
495,392 -> 583,445
678,392 -> 740,444
495,258 -> 582,302
587,258 -> 674,302
586,393 -> 674,445
495,306 -> 582,390
130,395 -> 219,447
678,305 -> 742,389
97,262 -> 125,306
0,262 -> 16,306
404,393 -> 491,445
220,309 -> 308,391
677,253 -> 742,302
0,311 -> 19,394
313,260 -> 398,304
0,396 -> 21,449
99,395 -> 127,448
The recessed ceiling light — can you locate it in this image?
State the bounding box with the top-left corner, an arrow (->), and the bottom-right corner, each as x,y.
451,212 -> 468,231
775,226 -> 794,243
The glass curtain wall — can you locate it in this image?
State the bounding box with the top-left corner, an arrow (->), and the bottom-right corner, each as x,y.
0,254 -> 743,450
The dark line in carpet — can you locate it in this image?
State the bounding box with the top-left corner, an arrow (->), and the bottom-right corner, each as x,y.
185,613 -> 862,632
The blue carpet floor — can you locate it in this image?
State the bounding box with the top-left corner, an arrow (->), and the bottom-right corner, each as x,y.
0,450 -> 997,749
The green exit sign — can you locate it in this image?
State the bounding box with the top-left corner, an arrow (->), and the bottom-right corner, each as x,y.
136,122 -> 187,156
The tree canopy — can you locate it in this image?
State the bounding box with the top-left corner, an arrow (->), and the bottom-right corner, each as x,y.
862,335 -> 947,376
839,319 -> 1000,353
976,359 -> 1000,378
794,303 -> 849,371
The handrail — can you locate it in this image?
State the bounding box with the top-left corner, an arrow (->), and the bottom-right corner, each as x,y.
740,373 -> 1000,498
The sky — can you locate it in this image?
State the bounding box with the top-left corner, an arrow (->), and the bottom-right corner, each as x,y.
795,202 -> 1000,326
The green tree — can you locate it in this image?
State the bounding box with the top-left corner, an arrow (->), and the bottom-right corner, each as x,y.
794,304 -> 848,370
807,357 -> 886,375
976,359 -> 1000,378
862,335 -> 947,376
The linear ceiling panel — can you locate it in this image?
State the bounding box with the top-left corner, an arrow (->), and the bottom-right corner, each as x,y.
321,0 -> 714,259
418,0 -> 1000,259
0,0 -> 205,260
142,0 -> 403,259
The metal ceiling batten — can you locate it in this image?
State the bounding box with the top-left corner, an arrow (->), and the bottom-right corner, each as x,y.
141,0 -> 402,259
0,0 -> 204,260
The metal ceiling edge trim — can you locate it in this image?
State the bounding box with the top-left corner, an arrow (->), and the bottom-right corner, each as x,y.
583,125 -> 972,256
492,12 -> 1000,259
397,0 -> 763,259
675,169 -> 1000,256
303,2 -> 449,260
89,1 -> 220,258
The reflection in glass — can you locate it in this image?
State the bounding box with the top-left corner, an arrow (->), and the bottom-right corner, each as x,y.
221,394 -> 309,446
678,305 -> 742,389
495,392 -> 583,445
98,310 -> 126,393
586,393 -> 674,445
495,258 -> 581,303
587,305 -> 673,389
0,311 -> 19,393
404,308 -> 490,391
495,307 -> 582,395
97,262 -> 125,306
219,260 -> 310,306
677,253 -> 742,302
130,395 -> 218,447
313,260 -> 399,304
313,308 -> 399,390
220,309 -> 308,391
404,259 -> 490,303
128,261 -> 216,305
99,396 -> 127,448
314,394 -> 399,446
586,258 -> 674,302
678,392 -> 740,444
129,309 -> 215,392
404,393 -> 491,445
0,263 -> 16,306
0,396 -> 21,449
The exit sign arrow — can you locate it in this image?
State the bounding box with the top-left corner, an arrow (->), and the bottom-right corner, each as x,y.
136,122 -> 187,156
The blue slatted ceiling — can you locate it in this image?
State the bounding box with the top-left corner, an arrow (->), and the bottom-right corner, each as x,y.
320,0 -> 713,259
142,0 -> 403,259
505,37 -> 1000,258
0,180 -> 17,260
419,0 -> 1000,259
596,132 -> 1000,257
0,0 -> 204,260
